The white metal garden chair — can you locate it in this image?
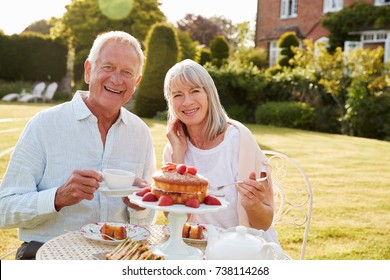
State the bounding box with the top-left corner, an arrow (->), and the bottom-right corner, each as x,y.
264,150 -> 313,260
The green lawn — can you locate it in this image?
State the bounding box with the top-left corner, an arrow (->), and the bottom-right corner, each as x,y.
1,102 -> 389,260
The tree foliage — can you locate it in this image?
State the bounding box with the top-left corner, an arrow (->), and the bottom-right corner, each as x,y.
134,23 -> 179,118
176,14 -> 223,46
176,14 -> 255,49
52,0 -> 165,83
322,2 -> 390,51
290,39 -> 388,137
23,19 -> 53,35
177,31 -> 198,61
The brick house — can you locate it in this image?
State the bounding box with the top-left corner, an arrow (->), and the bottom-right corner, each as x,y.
255,0 -> 390,66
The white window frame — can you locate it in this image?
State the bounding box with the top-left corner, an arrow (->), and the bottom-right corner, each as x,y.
360,30 -> 390,63
315,37 -> 330,56
344,41 -> 363,53
374,0 -> 390,6
269,41 -> 280,67
323,0 -> 343,13
360,31 -> 388,44
281,0 -> 297,19
348,30 -> 390,63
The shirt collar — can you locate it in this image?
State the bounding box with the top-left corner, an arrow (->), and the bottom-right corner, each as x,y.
72,90 -> 128,125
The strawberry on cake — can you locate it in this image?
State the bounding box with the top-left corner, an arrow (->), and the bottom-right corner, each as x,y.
136,163 -> 222,207
151,163 -> 209,205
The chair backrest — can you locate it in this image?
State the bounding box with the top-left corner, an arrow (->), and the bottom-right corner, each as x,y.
43,82 -> 58,101
263,150 -> 313,260
31,82 -> 46,98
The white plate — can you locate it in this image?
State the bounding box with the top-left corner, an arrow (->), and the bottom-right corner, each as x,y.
98,185 -> 142,197
91,252 -> 109,260
163,222 -> 225,244
129,194 -> 229,214
79,222 -> 150,245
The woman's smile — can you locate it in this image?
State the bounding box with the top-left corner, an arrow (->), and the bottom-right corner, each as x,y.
182,108 -> 199,116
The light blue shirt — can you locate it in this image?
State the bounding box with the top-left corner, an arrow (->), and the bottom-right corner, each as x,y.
0,91 -> 156,243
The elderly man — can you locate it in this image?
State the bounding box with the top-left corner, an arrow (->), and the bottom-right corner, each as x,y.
0,31 -> 156,259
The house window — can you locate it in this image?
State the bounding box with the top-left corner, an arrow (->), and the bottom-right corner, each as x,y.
281,0 -> 297,19
323,0 -> 343,13
375,0 -> 390,6
362,31 -> 387,43
315,37 -> 330,55
376,33 -> 387,41
358,31 -> 390,63
363,34 -> 375,41
344,41 -> 362,52
269,41 -> 280,67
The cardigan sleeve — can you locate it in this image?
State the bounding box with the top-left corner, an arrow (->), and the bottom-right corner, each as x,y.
228,120 -> 275,226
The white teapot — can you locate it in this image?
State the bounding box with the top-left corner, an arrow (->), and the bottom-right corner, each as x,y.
205,225 -> 285,260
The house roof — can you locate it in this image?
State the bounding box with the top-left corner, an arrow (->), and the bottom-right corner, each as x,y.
260,25 -> 306,42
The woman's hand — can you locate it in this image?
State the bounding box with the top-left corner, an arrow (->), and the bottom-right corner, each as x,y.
166,118 -> 188,163
236,171 -> 273,230
237,172 -> 267,207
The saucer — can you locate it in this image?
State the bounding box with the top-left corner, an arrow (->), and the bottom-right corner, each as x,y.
98,185 -> 141,197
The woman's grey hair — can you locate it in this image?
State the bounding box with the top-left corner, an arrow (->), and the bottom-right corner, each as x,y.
87,31 -> 144,78
164,59 -> 228,141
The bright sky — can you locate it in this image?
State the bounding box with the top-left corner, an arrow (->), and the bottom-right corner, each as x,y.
0,0 -> 257,35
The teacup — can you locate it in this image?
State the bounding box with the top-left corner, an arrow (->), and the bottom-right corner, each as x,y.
100,169 -> 135,189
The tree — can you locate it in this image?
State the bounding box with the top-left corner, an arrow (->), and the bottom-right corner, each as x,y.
134,23 -> 179,118
52,0 -> 165,84
232,21 -> 255,48
22,19 -> 53,35
176,14 -> 223,46
232,47 -> 268,69
210,16 -> 255,48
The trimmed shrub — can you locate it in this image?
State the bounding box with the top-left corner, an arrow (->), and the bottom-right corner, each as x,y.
210,36 -> 229,67
0,80 -> 34,98
277,32 -> 299,67
177,31 -> 198,61
312,105 -> 341,134
225,104 -> 247,123
349,93 -> 390,140
255,101 -> 314,129
206,62 -> 268,122
134,23 -> 179,117
0,34 -> 67,82
198,48 -> 211,65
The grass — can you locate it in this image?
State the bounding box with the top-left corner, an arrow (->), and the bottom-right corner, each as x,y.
1,102 -> 390,260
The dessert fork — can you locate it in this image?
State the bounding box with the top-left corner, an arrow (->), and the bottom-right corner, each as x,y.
65,229 -> 121,242
211,177 -> 268,191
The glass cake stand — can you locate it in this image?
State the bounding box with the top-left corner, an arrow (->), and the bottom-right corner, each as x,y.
129,194 -> 228,260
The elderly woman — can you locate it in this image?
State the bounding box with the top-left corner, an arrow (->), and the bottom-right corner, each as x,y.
162,59 -> 278,242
